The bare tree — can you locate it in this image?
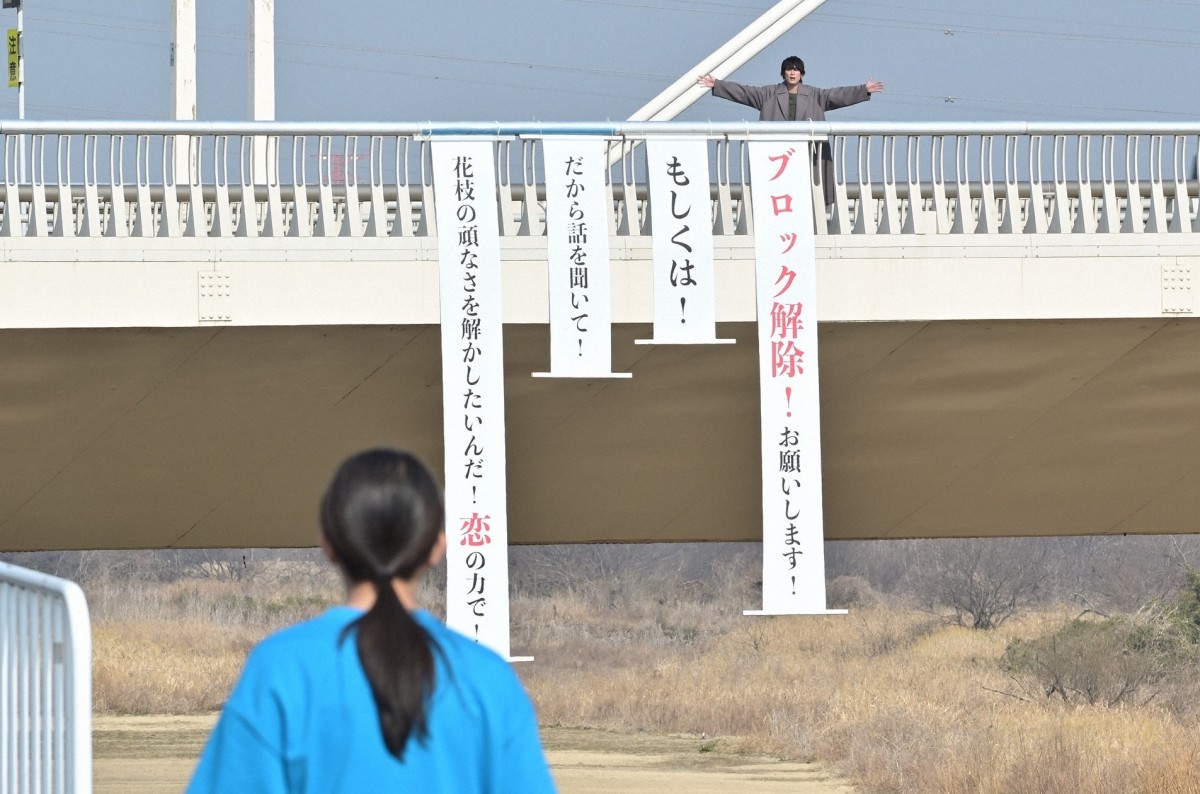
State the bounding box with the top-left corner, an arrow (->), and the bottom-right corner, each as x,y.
919,538 -> 1048,630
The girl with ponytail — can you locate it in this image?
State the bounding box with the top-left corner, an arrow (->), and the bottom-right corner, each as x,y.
189,448 -> 556,793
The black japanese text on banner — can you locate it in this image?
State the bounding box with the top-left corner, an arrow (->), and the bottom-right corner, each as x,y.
639,139 -> 731,346
534,138 -> 629,379
744,139 -> 843,617
432,140 -> 525,659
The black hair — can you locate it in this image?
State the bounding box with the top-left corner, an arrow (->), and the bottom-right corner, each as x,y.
321,448 -> 445,760
780,56 -> 805,78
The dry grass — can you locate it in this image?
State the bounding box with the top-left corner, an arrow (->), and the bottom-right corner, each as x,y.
87,564 -> 341,714
92,621 -> 259,713
87,574 -> 1200,793
520,602 -> 1200,793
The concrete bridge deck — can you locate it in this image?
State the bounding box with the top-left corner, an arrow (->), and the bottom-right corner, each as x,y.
1,121 -> 1197,550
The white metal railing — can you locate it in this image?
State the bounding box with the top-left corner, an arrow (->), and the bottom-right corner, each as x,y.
0,121 -> 1196,239
0,561 -> 92,794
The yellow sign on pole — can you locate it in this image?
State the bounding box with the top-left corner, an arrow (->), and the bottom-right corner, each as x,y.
6,28 -> 18,89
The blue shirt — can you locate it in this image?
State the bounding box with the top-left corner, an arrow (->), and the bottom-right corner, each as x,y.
188,607 -> 556,793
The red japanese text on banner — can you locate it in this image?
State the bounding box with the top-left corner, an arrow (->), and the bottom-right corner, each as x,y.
745,139 -> 842,617
432,140 -> 516,656
536,138 -> 628,379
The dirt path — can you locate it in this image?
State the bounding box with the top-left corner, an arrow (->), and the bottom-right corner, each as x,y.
93,715 -> 855,793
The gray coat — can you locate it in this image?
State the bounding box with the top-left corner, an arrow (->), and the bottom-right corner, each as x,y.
711,79 -> 870,204
710,80 -> 870,122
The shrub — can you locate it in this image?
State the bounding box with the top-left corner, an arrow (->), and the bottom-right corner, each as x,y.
1165,569 -> 1200,643
1002,614 -> 1192,707
826,575 -> 878,608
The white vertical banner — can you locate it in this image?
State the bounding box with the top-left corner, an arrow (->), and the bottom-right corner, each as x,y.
638,138 -> 731,346
432,140 -> 526,659
744,139 -> 843,617
534,138 -> 629,379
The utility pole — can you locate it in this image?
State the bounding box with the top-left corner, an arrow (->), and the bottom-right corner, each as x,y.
170,0 -> 197,120
248,0 -> 275,184
4,0 -> 24,180
4,0 -> 22,119
248,0 -> 275,122
170,0 -> 196,185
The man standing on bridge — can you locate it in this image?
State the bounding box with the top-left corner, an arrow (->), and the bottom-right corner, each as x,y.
696,56 -> 883,202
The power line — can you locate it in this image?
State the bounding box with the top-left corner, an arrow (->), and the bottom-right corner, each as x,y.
273,37 -> 673,82
0,99 -> 160,119
273,56 -> 648,105
560,0 -> 1200,44
27,13 -> 166,39
19,3 -> 1200,121
563,0 -> 747,15
812,13 -> 1200,49
885,91 -> 1200,119
27,13 -> 674,83
21,27 -> 165,53
827,0 -> 1200,37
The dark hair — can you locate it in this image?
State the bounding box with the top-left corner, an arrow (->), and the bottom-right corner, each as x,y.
320,448 -> 445,760
780,56 -> 805,78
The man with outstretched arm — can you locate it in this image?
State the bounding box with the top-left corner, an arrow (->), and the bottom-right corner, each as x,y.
697,56 -> 883,202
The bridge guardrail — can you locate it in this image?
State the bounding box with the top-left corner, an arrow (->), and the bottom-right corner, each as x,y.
0,121 -> 1196,239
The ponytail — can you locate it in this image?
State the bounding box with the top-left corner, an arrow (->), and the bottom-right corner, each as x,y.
347,578 -> 435,759
322,448 -> 445,761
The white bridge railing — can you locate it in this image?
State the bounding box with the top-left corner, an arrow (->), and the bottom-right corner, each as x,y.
0,120 -> 1197,240
0,561 -> 92,794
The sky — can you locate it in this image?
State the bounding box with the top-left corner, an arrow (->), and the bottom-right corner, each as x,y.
2,0 -> 1199,124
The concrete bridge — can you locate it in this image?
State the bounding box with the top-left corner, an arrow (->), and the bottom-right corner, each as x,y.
1,120 -> 1198,552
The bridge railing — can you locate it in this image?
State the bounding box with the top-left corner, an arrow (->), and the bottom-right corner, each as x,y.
0,121 -> 1196,239
0,561 -> 92,794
